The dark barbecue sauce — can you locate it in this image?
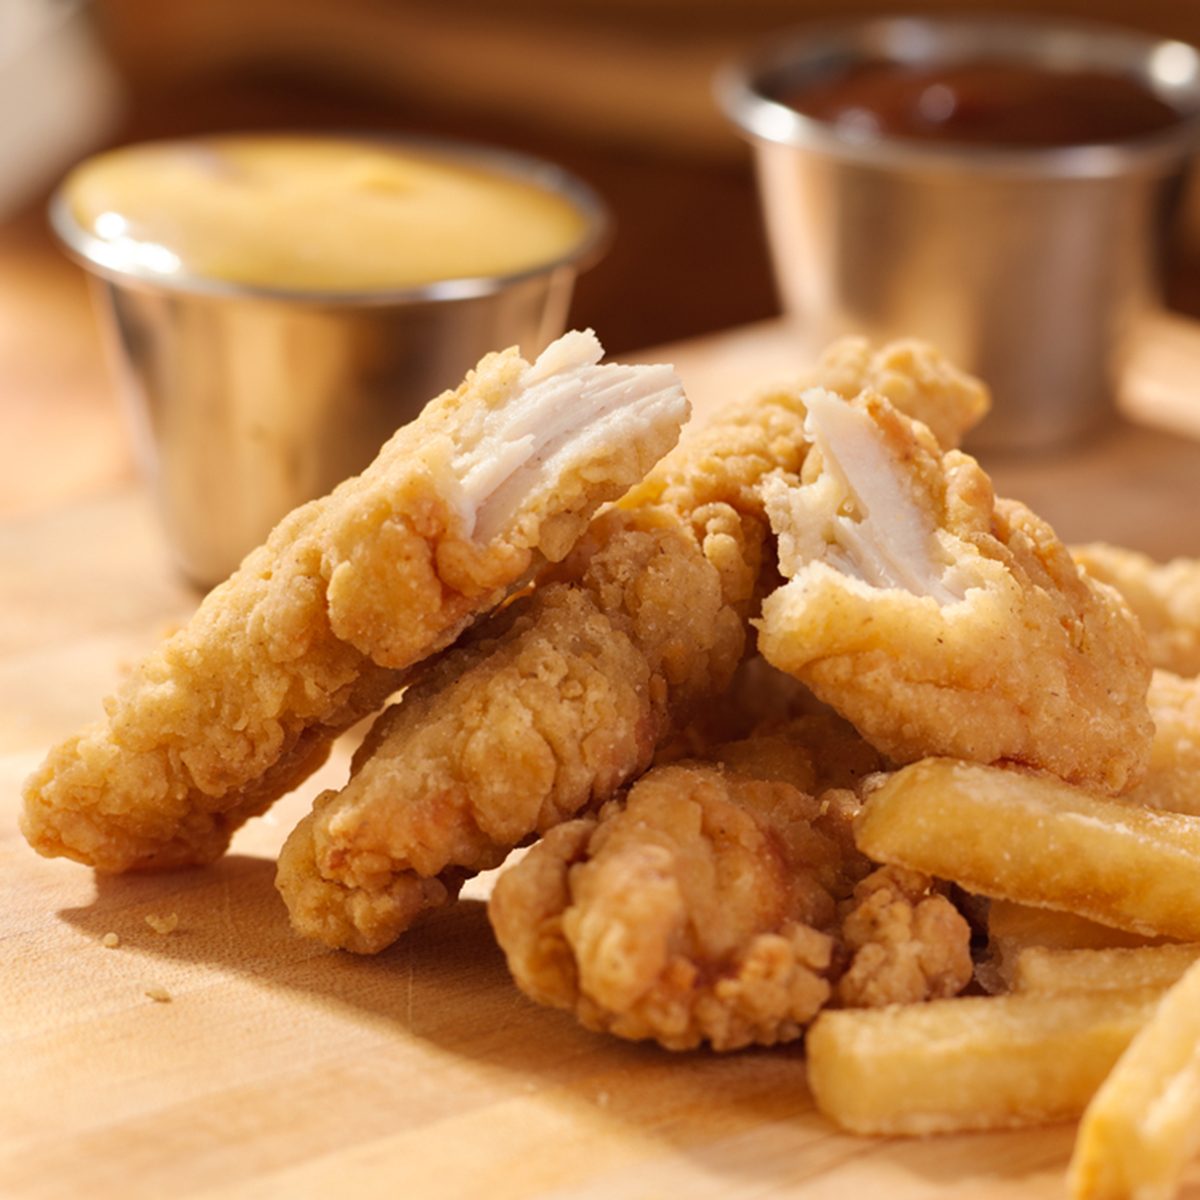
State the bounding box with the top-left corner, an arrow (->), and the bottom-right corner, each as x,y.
775,61 -> 1181,148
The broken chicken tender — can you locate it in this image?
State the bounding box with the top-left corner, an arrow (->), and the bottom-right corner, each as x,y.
277,339 -> 991,953
1014,945 -> 1200,996
1073,542 -> 1200,677
1070,959 -> 1200,1200
22,331 -> 687,873
806,988 -> 1162,1136
488,757 -> 845,1051
756,388 -> 1152,794
857,759 -> 1200,942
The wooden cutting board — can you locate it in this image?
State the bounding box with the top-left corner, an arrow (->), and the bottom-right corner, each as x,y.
5,322 -> 1200,1200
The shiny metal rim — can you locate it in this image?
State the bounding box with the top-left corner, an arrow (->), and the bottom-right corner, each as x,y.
49,133 -> 612,305
716,14 -> 1200,179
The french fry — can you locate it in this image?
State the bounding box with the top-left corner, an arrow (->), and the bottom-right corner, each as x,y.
990,900 -> 1167,955
806,989 -> 1161,1136
1015,944 -> 1200,996
856,759 -> 1200,941
985,900 -> 1166,990
1069,959 -> 1200,1200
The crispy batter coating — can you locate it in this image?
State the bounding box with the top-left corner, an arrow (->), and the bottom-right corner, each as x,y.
276,340 -> 990,952
756,388 -> 1153,794
488,759 -> 842,1050
278,554 -> 673,953
834,865 -> 974,1008
1073,543 -> 1200,677
22,332 -> 687,872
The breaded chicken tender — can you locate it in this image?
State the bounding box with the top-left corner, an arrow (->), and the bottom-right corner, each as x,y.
277,340 -> 988,952
488,758 -> 843,1051
756,388 -> 1153,794
1073,543 -> 1200,677
22,331 -> 688,872
488,746 -> 970,1049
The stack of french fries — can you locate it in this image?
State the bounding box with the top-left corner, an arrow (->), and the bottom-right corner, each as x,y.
807,758 -> 1200,1200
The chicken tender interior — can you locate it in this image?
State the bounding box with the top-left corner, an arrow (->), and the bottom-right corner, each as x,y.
765,388 -> 971,604
455,329 -> 686,541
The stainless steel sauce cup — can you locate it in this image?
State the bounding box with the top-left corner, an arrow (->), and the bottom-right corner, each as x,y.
50,136 -> 609,586
718,16 -> 1200,452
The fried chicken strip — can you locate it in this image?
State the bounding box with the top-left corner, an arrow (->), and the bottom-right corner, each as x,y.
1073,542 -> 1200,677
22,331 -> 687,872
489,744 -> 970,1050
277,340 -> 989,952
756,387 -> 1153,794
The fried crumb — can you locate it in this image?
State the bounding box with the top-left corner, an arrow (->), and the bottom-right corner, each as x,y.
144,912 -> 179,935
143,984 -> 172,1003
101,931 -> 120,949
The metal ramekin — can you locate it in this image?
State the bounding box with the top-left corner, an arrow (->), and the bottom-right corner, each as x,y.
51,135 -> 610,586
718,15 -> 1200,452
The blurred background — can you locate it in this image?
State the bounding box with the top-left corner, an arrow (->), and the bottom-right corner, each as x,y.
5,0 -> 1200,516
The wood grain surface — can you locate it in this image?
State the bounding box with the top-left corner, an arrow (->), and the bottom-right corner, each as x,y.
5,323 -> 1200,1199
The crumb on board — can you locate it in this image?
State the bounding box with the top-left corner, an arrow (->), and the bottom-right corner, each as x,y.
144,912 -> 179,935
101,932 -> 120,949
143,984 -> 172,1003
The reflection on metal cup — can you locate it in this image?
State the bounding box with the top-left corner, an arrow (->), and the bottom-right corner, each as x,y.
50,137 -> 609,586
718,16 -> 1200,453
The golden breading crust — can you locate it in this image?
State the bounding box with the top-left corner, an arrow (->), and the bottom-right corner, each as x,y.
21,332 -> 688,872
275,540 -> 716,954
276,340 -> 990,953
756,389 -> 1153,794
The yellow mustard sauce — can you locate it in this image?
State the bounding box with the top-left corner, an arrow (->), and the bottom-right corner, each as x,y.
63,136 -> 591,291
